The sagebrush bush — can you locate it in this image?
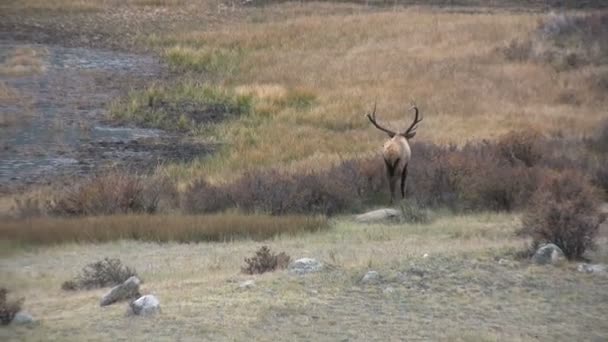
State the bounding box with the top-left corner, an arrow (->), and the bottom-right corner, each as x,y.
48,172 -> 174,216
0,288 -> 23,325
184,162 -> 361,215
520,170 -> 600,260
506,12 -> 608,69
62,258 -> 138,290
586,118 -> 608,153
497,129 -> 543,167
242,246 -> 290,275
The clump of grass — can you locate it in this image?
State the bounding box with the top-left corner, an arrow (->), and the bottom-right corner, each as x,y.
399,199 -> 431,224
520,170 -> 601,260
47,171 -> 172,216
0,214 -> 329,245
62,258 -> 138,291
0,47 -> 46,76
274,87 -> 317,110
110,81 -> 253,131
0,288 -> 24,325
165,46 -> 243,76
12,197 -> 45,219
242,246 -> 290,275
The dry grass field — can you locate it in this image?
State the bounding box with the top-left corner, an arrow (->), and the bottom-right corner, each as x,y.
1,1 -> 608,340
2,214 -> 607,341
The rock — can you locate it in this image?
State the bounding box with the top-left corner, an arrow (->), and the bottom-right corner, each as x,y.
355,208 -> 401,224
531,243 -> 565,265
239,280 -> 256,289
361,270 -> 380,284
100,276 -> 141,307
577,263 -> 607,274
11,312 -> 35,325
129,295 -> 160,316
383,286 -> 395,295
288,258 -> 323,275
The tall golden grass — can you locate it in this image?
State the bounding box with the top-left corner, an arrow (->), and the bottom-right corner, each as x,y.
0,214 -> 329,245
150,7 -> 607,183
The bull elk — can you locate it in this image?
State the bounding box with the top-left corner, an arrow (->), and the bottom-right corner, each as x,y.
366,103 -> 422,204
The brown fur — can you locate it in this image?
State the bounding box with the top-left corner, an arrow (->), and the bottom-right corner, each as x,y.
367,105 -> 421,204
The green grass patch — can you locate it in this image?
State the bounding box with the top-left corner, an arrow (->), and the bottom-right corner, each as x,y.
109,81 -> 253,131
165,46 -> 243,77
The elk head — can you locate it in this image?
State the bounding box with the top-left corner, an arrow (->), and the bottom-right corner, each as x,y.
366,103 -> 422,204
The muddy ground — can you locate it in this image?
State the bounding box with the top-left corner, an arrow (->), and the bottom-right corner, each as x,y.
0,41 -> 211,195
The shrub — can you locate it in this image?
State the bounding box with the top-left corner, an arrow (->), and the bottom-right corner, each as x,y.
497,129 -> 543,167
242,246 -> 290,275
586,118 -> 608,153
0,288 -> 23,325
184,164 -> 361,215
399,199 -> 431,224
47,172 -> 172,216
520,170 -> 600,260
182,178 -> 232,213
62,258 -> 138,290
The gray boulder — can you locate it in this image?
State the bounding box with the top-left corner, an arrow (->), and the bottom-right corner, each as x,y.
355,209 -> 401,224
100,276 -> 141,307
11,311 -> 35,325
361,270 -> 380,284
532,243 -> 565,265
239,280 -> 256,289
577,263 -> 607,274
129,295 -> 160,316
288,258 -> 323,275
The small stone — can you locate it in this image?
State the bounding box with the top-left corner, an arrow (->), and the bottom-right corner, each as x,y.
239,280 -> 256,289
361,270 -> 380,284
355,209 -> 401,224
288,258 -> 323,275
11,312 -> 35,325
577,263 -> 607,274
531,243 -> 565,265
129,295 -> 160,316
100,276 -> 141,307
422,253 -> 429,258
383,286 -> 395,295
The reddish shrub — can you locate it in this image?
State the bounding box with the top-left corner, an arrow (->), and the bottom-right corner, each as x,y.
242,246 -> 290,275
520,170 -> 600,260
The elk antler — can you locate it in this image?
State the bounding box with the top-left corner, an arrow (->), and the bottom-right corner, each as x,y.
366,102 -> 396,138
402,106 -> 422,139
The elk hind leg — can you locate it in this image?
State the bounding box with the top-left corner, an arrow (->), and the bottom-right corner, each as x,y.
384,158 -> 400,204
400,163 -> 408,199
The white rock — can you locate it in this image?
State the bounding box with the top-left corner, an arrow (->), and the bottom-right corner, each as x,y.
577,263 -> 607,274
239,280 -> 256,289
11,312 -> 35,325
361,270 -> 380,284
355,208 -> 401,223
383,286 -> 395,294
129,295 -> 160,316
288,258 -> 323,275
531,243 -> 565,265
100,276 -> 141,307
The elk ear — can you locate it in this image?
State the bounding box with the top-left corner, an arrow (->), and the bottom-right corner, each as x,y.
386,132 -> 396,138
404,132 -> 416,139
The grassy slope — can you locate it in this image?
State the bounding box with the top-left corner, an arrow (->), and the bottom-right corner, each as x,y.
146,4 -> 608,183
1,214 -> 608,341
